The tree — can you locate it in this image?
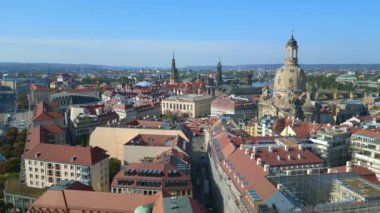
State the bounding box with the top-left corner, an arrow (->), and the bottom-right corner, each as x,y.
162,112 -> 177,122
17,94 -> 28,110
109,158 -> 121,182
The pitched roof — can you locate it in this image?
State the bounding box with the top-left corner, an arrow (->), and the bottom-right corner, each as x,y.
24,144 -> 109,166
255,147 -> 324,167
353,129 -> 380,139
30,189 -> 160,212
25,124 -> 65,152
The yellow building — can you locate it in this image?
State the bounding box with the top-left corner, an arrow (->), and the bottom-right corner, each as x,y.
244,119 -> 259,136
161,94 -> 214,118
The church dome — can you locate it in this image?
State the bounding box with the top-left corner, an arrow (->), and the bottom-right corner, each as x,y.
287,35 -> 297,47
134,205 -> 151,213
273,66 -> 306,93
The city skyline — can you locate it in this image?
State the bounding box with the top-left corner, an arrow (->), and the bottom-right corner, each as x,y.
0,0 -> 379,67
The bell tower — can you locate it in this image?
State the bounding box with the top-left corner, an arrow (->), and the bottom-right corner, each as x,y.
285,32 -> 298,66
169,52 -> 179,85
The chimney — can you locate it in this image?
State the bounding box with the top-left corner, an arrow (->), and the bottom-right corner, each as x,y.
268,145 -> 273,153
298,144 -> 304,151
346,161 -> 352,172
277,155 -> 281,161
252,147 -> 257,154
297,154 -> 302,159
240,145 -> 244,150
250,153 -> 255,160
284,145 -> 289,151
286,170 -> 292,176
277,184 -> 283,190
287,154 -> 291,160
264,164 -> 270,172
327,168 -> 332,173
256,158 -> 262,165
245,148 -> 249,155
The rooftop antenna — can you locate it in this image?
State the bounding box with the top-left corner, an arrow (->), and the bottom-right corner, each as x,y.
291,29 -> 294,38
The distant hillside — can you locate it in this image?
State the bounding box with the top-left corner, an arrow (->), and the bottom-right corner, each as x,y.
183,64 -> 380,71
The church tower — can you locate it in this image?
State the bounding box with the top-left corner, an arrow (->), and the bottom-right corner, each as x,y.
169,53 -> 179,85
273,34 -> 306,97
285,33 -> 298,65
215,58 -> 223,87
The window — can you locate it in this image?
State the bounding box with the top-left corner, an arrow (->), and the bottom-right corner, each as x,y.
64,165 -> 68,169
29,167 -> 32,171
40,162 -> 44,166
28,160 -> 32,165
29,181 -> 33,185
29,174 -> 33,178
71,172 -> 74,177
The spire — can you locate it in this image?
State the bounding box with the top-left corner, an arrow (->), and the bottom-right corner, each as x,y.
172,51 -> 175,61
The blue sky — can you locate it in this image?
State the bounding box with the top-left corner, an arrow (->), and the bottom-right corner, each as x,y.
0,0 -> 379,67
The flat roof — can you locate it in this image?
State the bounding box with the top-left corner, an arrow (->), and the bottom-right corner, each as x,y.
340,178 -> 380,197
5,179 -> 47,198
164,94 -> 213,102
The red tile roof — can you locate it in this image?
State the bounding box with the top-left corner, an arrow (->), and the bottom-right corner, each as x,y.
24,144 -> 109,166
254,147 -> 324,167
30,84 -> 58,92
111,162 -> 192,190
30,189 -> 160,212
25,124 -> 65,151
223,148 -> 277,211
353,129 -> 380,139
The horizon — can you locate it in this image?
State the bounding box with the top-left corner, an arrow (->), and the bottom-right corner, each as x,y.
0,1 -> 379,67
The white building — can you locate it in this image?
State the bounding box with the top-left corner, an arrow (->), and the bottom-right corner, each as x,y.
24,143 -> 109,192
310,127 -> 351,167
350,129 -> 380,180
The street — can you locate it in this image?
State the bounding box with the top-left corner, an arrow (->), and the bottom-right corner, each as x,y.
190,135 -> 214,212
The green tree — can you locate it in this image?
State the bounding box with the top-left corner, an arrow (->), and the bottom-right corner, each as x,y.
109,158 -> 121,182
17,94 -> 28,110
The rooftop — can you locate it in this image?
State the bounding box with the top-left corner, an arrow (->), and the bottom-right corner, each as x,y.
339,178 -> 380,197
24,143 -> 109,166
163,94 -> 213,102
5,178 -> 47,198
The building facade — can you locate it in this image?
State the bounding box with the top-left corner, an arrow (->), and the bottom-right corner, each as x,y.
161,94 -> 214,118
310,127 -> 351,167
111,162 -> 192,197
24,144 -> 109,192
350,130 -> 380,179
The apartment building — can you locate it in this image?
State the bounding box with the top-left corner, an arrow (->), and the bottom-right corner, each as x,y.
350,129 -> 380,179
310,127 -> 351,167
24,143 -> 109,192
111,162 -> 192,197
